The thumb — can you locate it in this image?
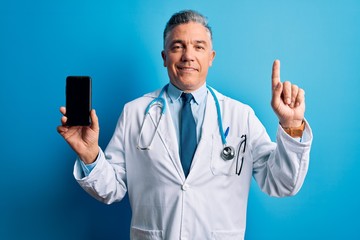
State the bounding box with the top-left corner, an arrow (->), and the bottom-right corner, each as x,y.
90,109 -> 99,132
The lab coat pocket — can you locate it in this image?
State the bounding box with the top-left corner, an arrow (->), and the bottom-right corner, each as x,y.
210,136 -> 242,176
131,227 -> 163,240
211,230 -> 244,240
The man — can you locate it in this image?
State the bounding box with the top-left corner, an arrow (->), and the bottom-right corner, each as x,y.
58,10 -> 312,240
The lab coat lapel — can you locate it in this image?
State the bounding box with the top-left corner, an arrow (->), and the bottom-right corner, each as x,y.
200,90 -> 221,140
190,89 -> 222,174
148,94 -> 184,181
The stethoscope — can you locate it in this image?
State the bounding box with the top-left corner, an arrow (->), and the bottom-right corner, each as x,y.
137,84 -> 236,161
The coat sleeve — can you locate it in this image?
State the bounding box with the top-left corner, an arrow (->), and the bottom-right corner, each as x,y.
73,108 -> 128,204
250,109 -> 313,197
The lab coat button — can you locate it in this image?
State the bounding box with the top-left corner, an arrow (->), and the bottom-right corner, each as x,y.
182,184 -> 189,191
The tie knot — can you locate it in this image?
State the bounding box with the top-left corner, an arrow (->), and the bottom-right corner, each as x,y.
181,92 -> 193,104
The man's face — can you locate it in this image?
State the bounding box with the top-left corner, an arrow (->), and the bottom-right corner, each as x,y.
162,22 -> 216,92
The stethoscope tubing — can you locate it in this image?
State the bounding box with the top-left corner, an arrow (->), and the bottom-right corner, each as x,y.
206,86 -> 227,146
137,84 -> 234,161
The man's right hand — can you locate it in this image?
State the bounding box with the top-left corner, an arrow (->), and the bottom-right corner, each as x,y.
57,107 -> 100,164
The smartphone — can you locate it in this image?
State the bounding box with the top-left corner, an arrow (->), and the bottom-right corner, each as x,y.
65,76 -> 92,126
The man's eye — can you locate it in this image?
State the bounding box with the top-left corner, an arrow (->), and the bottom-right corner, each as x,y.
195,45 -> 205,50
172,45 -> 183,50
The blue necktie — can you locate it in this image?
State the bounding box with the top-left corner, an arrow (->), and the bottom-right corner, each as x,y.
180,93 -> 197,177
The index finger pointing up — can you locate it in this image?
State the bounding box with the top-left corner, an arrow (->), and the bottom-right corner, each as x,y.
272,59 -> 281,90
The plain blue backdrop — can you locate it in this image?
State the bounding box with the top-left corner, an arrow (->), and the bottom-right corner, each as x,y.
1,0 -> 359,239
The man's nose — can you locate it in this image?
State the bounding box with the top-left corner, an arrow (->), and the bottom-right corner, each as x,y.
181,47 -> 195,62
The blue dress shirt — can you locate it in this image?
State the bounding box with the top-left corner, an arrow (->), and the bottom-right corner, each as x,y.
166,82 -> 208,145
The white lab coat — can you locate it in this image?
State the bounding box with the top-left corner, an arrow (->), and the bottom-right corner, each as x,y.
74,87 -> 313,240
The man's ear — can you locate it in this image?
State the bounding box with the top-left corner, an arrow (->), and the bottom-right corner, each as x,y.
209,50 -> 216,67
161,50 -> 167,67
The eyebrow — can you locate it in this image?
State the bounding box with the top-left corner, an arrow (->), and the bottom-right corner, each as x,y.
169,39 -> 184,46
168,39 -> 209,46
194,40 -> 207,45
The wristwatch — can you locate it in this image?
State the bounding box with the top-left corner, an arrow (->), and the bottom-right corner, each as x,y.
282,121 -> 305,138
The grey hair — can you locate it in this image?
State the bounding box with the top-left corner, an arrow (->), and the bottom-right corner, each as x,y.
163,10 -> 212,47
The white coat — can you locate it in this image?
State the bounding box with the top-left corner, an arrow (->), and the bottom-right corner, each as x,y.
74,87 -> 313,240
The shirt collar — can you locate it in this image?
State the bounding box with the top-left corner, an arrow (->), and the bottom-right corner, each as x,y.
167,82 -> 207,105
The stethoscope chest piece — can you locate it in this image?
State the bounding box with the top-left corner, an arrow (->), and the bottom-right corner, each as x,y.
221,146 -> 235,161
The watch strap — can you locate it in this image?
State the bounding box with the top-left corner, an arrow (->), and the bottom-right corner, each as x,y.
282,121 -> 305,138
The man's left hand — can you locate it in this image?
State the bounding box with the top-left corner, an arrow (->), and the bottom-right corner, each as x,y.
271,60 -> 305,128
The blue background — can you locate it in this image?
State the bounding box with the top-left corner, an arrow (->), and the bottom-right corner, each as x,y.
1,0 -> 359,239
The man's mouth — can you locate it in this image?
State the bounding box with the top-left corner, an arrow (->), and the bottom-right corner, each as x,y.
177,66 -> 198,72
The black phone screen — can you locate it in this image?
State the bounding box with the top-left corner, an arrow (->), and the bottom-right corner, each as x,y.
65,76 -> 92,126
